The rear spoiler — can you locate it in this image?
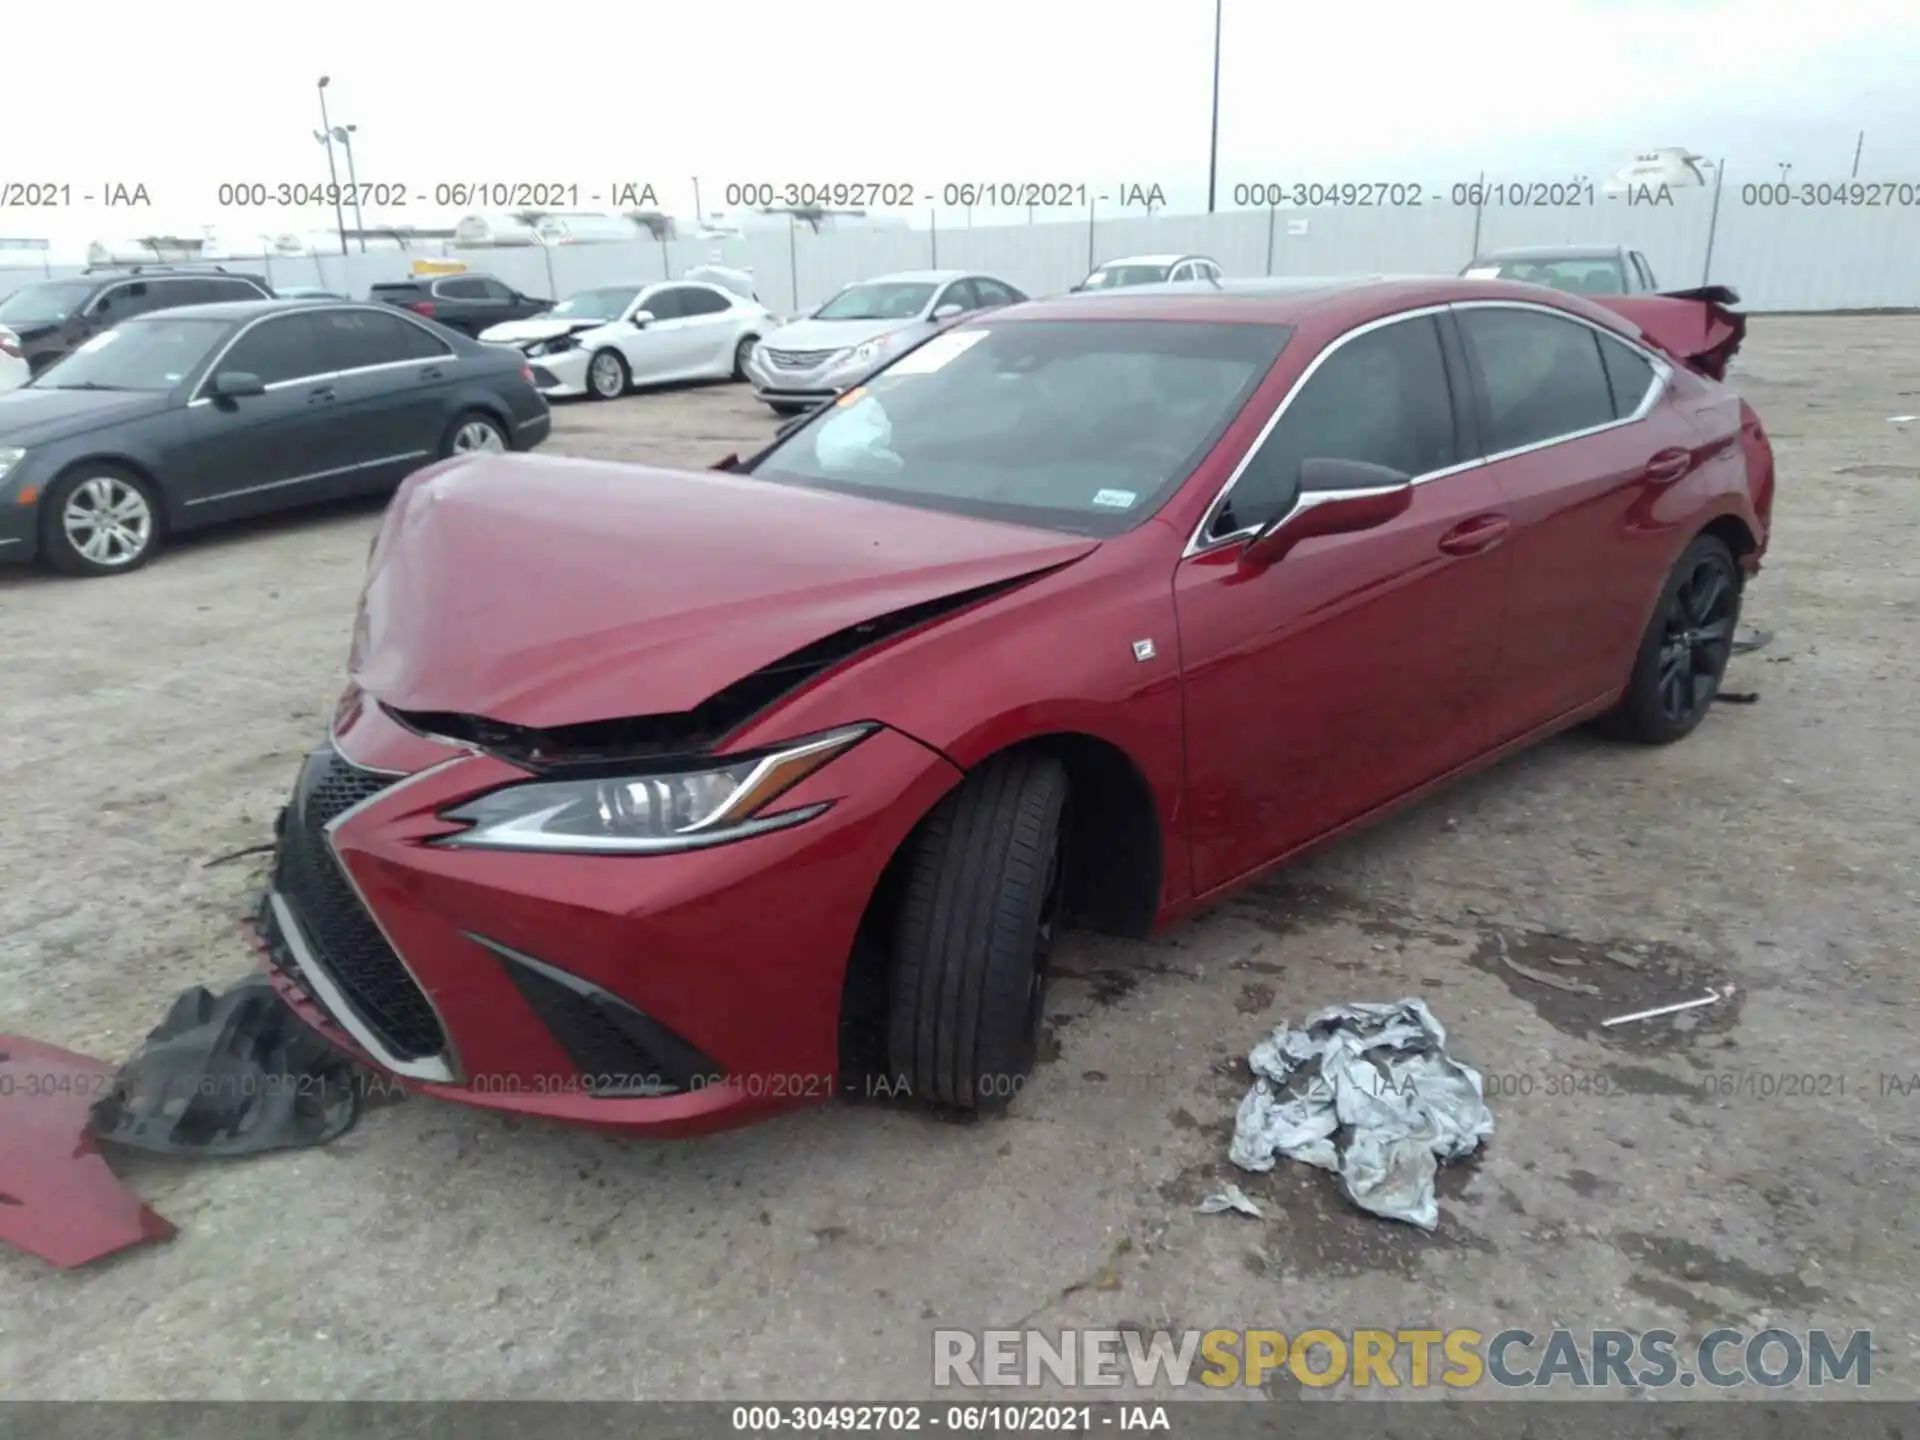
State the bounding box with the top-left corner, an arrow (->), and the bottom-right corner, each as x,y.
1591,286 -> 1745,382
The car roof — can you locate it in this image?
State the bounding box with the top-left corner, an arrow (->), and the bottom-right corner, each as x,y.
1094,254 -> 1204,267
852,269 -> 970,284
122,297 -> 380,322
1475,244 -> 1626,262
994,275 -> 1640,332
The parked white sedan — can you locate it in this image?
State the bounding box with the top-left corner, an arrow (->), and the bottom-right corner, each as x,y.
479,280 -> 772,400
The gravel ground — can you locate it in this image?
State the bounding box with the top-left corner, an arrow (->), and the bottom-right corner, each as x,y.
2,322 -> 1917,1400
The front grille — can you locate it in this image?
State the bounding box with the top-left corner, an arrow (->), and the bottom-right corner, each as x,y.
272,749 -> 446,1062
765,347 -> 836,370
488,942 -> 718,1097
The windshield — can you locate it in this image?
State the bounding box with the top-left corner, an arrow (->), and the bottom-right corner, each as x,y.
1465,257 -> 1626,296
32,316 -> 232,392
548,287 -> 639,321
1078,264 -> 1173,291
749,320 -> 1291,536
814,283 -> 937,321
0,280 -> 97,324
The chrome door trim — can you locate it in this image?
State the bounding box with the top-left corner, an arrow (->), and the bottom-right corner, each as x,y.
184,449 -> 431,506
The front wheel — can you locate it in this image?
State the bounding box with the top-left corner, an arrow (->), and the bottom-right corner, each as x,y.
1600,533 -> 1741,744
586,348 -> 629,400
886,752 -> 1069,1112
41,466 -> 163,577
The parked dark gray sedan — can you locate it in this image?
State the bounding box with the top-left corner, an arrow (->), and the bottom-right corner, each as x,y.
0,298 -> 550,577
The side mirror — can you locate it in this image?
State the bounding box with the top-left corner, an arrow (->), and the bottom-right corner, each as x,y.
210,371 -> 267,399
1240,459 -> 1412,570
931,303 -> 964,322
629,309 -> 656,328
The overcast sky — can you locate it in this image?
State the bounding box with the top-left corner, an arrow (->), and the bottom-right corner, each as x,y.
4,0 -> 1916,249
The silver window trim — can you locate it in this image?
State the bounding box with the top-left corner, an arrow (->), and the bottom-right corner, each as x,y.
185,449 -> 433,507
186,303 -> 456,405
1184,297 -> 1672,558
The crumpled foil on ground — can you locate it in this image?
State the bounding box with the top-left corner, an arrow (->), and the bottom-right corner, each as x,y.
1227,999 -> 1493,1231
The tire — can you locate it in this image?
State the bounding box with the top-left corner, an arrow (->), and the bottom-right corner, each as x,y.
440,411 -> 509,458
40,465 -> 163,577
1599,533 -> 1741,744
887,751 -> 1070,1112
732,335 -> 757,382
586,348 -> 629,400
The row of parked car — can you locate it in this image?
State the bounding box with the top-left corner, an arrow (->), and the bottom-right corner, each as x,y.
0,241 -> 1670,579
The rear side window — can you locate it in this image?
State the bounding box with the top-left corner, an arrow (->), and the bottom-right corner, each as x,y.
316,308 -> 452,369
436,278 -> 487,300
478,278 -> 516,301
1596,332 -> 1657,417
640,288 -> 684,320
1632,253 -> 1659,290
1458,308 -> 1617,454
1219,314 -> 1458,534
677,286 -> 732,317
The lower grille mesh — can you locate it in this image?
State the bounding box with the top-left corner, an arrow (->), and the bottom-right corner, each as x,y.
272,749 -> 447,1061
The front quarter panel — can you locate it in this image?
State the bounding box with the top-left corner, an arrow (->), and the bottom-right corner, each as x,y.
727,526 -> 1193,909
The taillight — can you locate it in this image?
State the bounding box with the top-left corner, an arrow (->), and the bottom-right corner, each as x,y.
409,301 -> 436,317
520,365 -> 536,385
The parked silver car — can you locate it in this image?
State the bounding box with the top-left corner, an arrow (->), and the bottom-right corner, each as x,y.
742,269 -> 1026,415
1072,254 -> 1222,291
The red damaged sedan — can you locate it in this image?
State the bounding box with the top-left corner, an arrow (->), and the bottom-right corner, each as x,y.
250,276 -> 1772,1135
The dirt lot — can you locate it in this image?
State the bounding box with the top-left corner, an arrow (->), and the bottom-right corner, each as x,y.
3,319 -> 1918,1400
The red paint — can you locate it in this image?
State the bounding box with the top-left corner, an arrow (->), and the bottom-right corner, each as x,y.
288,280 -> 1772,1135
0,1036 -> 175,1268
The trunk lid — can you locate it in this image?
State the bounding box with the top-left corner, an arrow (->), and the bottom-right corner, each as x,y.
1592,285 -> 1746,381
353,455 -> 1097,730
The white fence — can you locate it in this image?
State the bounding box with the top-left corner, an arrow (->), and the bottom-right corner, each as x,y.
8,178 -> 1920,313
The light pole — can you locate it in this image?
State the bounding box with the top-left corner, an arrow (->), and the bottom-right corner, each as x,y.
1206,0 -> 1223,213
325,125 -> 366,251
314,76 -> 349,256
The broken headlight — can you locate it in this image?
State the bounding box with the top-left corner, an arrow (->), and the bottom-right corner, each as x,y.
432,724 -> 874,853
528,336 -> 578,358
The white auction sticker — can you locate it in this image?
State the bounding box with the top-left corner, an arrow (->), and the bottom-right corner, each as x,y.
75,331 -> 121,352
1091,488 -> 1138,508
1463,267 -> 1502,279
888,329 -> 989,375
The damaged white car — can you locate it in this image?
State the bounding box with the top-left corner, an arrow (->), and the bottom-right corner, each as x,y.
479,280 -> 773,400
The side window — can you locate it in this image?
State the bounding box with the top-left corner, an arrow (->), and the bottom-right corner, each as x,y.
436,278 -> 487,300
215,314 -> 331,387
142,280 -> 207,309
1168,263 -> 1194,282
1217,315 -> 1458,535
1596,332 -> 1658,418
477,278 -> 516,302
211,278 -> 270,302
1459,308 -> 1617,453
936,279 -> 979,312
1203,262 -> 1223,281
677,286 -> 731,317
91,283 -> 149,319
316,308 -> 452,370
973,278 -> 1019,308
639,288 -> 685,321
1632,253 -> 1659,291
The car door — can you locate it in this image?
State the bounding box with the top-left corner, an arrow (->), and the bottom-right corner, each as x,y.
170,311 -> 366,519
1451,301 -> 1699,740
307,306 -> 462,490
621,286 -> 707,381
671,284 -> 745,375
1173,308 -> 1511,894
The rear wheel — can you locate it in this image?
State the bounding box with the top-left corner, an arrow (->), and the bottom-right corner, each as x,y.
732,335 -> 757,381
41,466 -> 162,577
886,752 -> 1069,1112
441,411 -> 508,458
1600,533 -> 1740,744
586,349 -> 629,400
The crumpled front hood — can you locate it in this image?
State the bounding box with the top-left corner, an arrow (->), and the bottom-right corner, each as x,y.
352,455 -> 1097,730
478,316 -> 606,346
761,316 -> 917,353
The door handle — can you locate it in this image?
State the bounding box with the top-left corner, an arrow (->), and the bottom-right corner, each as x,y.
1437,513 -> 1510,556
1645,447 -> 1692,483
307,385 -> 336,405
420,367 -> 443,381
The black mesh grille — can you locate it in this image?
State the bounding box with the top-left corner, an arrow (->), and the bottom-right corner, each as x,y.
493,947 -> 716,1097
272,749 -> 447,1062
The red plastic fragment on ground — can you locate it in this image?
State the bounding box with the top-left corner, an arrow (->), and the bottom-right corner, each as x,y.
0,1034 -> 175,1268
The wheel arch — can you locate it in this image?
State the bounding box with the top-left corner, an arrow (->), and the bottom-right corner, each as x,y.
834,727 -> 1165,1085
46,452 -> 174,531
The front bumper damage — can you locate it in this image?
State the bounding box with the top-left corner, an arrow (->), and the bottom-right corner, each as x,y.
247,705 -> 963,1135
486,339 -> 591,398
